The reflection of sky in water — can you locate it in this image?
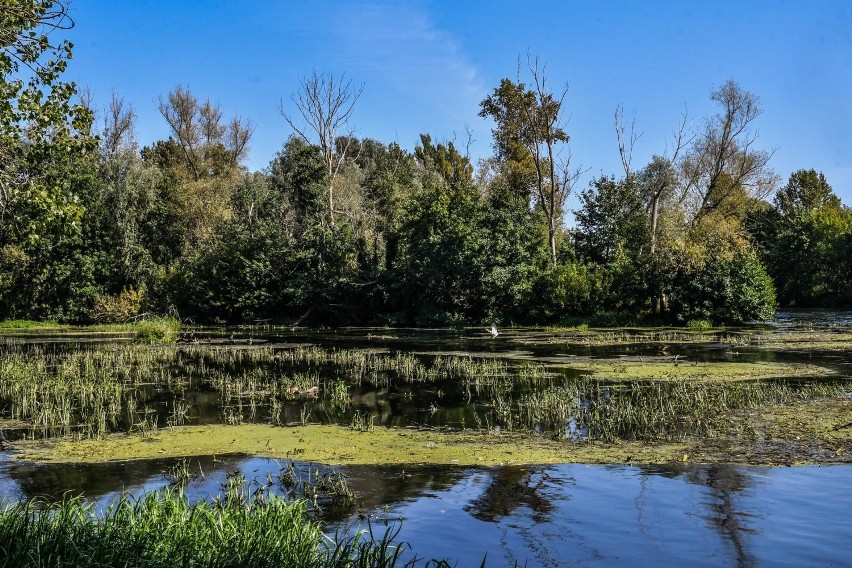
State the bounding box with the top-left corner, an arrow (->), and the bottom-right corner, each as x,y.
1,454 -> 850,567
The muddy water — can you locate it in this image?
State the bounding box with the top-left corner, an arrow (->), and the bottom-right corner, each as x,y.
0,453 -> 850,567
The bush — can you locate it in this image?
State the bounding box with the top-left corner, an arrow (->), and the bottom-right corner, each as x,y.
91,288 -> 145,323
668,252 -> 776,324
134,316 -> 180,343
687,319 -> 713,331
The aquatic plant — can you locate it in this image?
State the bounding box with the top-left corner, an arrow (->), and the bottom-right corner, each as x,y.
0,489 -> 446,567
687,319 -> 713,331
133,316 -> 181,344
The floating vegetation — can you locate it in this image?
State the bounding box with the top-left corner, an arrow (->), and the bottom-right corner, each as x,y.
1,333 -> 849,461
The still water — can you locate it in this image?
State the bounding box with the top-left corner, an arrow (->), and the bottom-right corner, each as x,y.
1,453 -> 850,567
0,311 -> 850,566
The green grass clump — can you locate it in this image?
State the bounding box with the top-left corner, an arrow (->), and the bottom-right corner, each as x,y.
686,319 -> 713,331
0,320 -> 61,329
134,317 -> 181,343
0,489 -> 437,567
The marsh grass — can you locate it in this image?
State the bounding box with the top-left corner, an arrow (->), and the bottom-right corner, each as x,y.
1,338 -> 845,446
0,488 -> 447,568
516,377 -> 849,442
0,320 -> 61,329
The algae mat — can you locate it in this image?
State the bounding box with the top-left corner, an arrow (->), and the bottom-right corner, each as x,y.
12,424 -> 690,466
563,360 -> 835,381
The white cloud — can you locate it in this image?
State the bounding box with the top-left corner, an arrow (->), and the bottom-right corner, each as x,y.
325,2 -> 484,127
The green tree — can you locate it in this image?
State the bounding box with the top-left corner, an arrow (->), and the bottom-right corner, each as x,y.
0,0 -> 97,318
574,176 -> 648,264
774,169 -> 840,217
479,57 -> 575,265
754,170 -> 851,307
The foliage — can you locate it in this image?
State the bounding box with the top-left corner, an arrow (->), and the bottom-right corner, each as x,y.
0,22 -> 843,325
91,287 -> 145,323
133,316 -> 180,343
0,489 -> 445,567
528,262 -> 598,322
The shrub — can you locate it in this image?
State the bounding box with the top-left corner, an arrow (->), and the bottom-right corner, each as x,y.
134,316 -> 180,343
91,288 -> 145,323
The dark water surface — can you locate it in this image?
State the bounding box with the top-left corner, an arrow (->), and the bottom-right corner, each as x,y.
1,453 -> 850,567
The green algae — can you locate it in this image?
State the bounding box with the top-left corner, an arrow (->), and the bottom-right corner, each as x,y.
11,392 -> 852,467
11,423 -> 690,466
562,360 -> 835,381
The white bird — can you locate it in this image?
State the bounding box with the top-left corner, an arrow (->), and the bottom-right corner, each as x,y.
489,324 -> 499,338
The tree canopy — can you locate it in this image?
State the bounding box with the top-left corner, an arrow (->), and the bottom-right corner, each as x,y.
2,10 -> 842,325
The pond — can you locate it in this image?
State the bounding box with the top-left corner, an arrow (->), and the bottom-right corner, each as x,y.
1,454 -> 850,567
0,310 -> 850,565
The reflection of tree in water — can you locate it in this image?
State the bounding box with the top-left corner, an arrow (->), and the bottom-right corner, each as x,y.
465,466 -> 556,524
339,463 -> 465,512
6,456 -> 218,502
640,464 -> 759,568
5,457 -> 466,524
687,465 -> 759,568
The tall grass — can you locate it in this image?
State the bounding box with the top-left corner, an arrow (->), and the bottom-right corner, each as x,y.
515,377 -> 848,442
0,320 -> 61,329
1,339 -> 843,444
0,489 -> 449,568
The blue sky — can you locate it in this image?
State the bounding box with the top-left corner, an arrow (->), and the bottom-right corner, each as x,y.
66,1 -> 852,207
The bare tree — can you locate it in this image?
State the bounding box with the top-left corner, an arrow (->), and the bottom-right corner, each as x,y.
522,56 -> 577,265
102,92 -> 136,153
280,70 -> 363,227
615,104 -> 642,181
645,110 -> 691,254
157,86 -> 253,180
678,80 -> 777,225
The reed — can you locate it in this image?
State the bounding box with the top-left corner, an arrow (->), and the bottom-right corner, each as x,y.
1,338 -> 843,446
515,377 -> 849,442
0,488 -> 449,567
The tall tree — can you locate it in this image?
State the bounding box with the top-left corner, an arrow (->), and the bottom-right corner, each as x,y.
280,71 -> 363,227
774,169 -> 840,217
480,57 -> 578,265
0,0 -> 98,318
678,80 -> 777,225
157,86 -> 253,181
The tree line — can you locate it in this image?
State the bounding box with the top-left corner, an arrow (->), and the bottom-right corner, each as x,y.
2,1 -> 850,326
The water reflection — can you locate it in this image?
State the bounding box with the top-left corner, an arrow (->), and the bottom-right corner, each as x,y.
687,466 -> 758,568
2,455 -> 849,566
